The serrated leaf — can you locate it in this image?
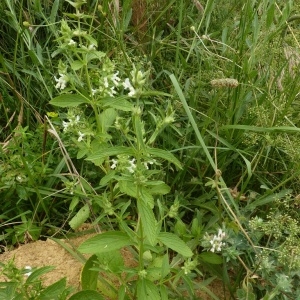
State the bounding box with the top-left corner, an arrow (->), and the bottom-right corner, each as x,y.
158,232 -> 193,257
137,279 -> 161,300
146,255 -> 170,282
137,199 -> 157,246
147,148 -> 182,169
147,182 -> 170,195
119,180 -> 154,208
100,96 -> 134,111
78,231 -> 132,253
71,60 -> 84,70
69,204 -> 90,230
99,108 -> 117,133
198,252 -> 223,264
50,94 -> 88,107
86,147 -> 134,166
96,250 -> 124,273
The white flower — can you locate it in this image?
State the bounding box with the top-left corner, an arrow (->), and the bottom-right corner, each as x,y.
54,74 -> 68,90
127,158 -> 136,173
75,115 -> 80,123
24,266 -> 32,277
91,88 -> 97,95
108,86 -> 117,97
68,39 -> 76,46
77,131 -> 85,142
88,43 -> 96,50
111,159 -> 118,169
209,229 -> 226,253
62,121 -> 69,132
123,78 -> 136,97
104,77 -> 109,88
111,71 -> 121,85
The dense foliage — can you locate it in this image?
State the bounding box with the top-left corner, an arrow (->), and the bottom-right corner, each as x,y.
1,0 -> 300,299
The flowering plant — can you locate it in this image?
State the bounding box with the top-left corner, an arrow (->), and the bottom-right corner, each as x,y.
48,8 -> 195,299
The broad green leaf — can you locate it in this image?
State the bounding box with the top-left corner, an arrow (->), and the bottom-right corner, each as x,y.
119,180 -> 154,208
146,182 -> 170,195
96,250 -> 124,272
86,147 -> 134,166
71,60 -> 84,70
158,232 -> 193,257
68,290 -> 105,300
69,204 -> 90,230
147,148 -> 182,169
86,51 -> 106,62
198,252 -> 223,264
50,94 -> 88,107
78,231 -> 132,253
99,108 -> 117,133
146,255 -> 170,281
99,171 -> 116,186
81,255 -> 98,291
137,199 -> 157,246
36,278 -> 67,300
100,96 -> 134,111
69,196 -> 79,211
137,279 -> 161,300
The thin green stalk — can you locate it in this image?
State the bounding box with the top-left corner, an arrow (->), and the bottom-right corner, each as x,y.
170,73 -> 240,215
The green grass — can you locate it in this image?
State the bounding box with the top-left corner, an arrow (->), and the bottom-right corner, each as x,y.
1,0 -> 300,299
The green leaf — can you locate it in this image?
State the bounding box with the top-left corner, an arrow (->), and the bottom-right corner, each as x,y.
100,96 -> 134,111
68,290 -> 105,300
86,147 -> 134,166
81,255 -> 98,291
71,60 -> 85,70
96,250 -> 124,273
137,199 -> 157,246
50,94 -> 89,107
119,180 -> 154,208
146,182 -> 170,195
158,232 -> 193,257
147,148 -> 182,169
99,171 -> 116,186
69,204 -> 90,230
36,278 -> 67,300
137,279 -> 161,300
78,231 -> 133,254
26,266 -> 55,284
49,0 -> 60,23
198,252 -> 223,264
99,108 -> 117,133
146,255 -> 170,281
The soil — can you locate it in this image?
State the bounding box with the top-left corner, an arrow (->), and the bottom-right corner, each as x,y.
0,227 -> 231,299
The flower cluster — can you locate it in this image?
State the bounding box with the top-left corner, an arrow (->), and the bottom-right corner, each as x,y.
54,73 -> 69,90
110,156 -> 156,174
209,229 -> 226,253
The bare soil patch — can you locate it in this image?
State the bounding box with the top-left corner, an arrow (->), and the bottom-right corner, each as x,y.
0,232 -> 231,299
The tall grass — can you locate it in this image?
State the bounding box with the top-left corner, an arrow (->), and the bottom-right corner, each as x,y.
1,0 -> 300,298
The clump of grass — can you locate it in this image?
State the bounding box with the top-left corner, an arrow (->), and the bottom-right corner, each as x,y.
1,0 -> 300,298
